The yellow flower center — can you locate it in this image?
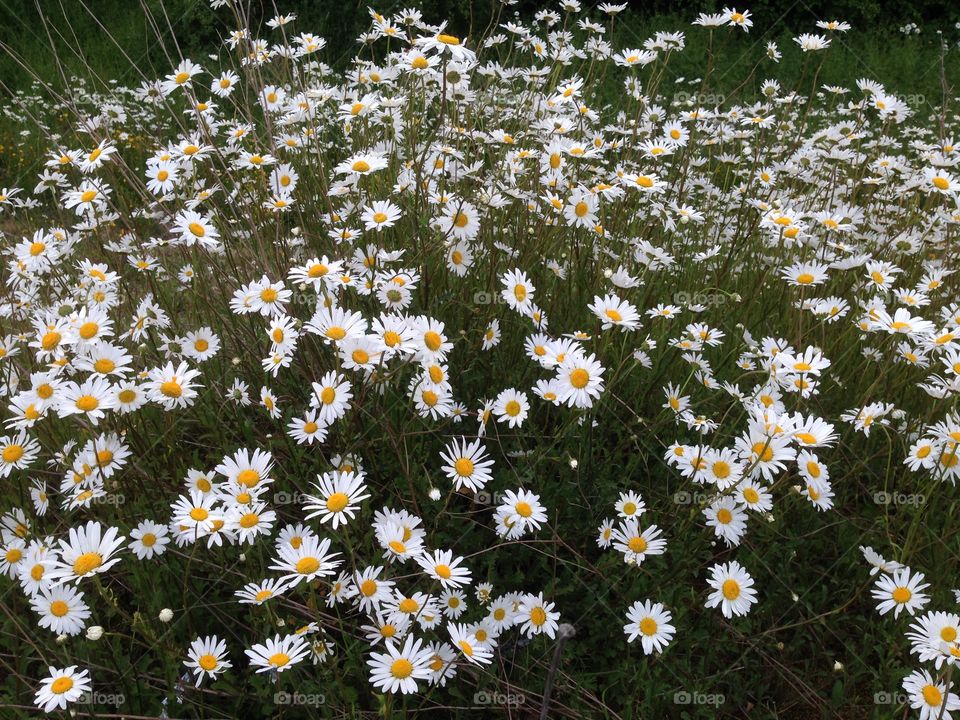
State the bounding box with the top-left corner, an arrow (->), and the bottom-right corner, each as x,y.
72,551 -> 103,576
75,395 -> 99,412
391,658 -> 414,678
51,677 -> 74,694
160,381 -> 182,398
326,492 -> 350,512
296,557 -> 320,575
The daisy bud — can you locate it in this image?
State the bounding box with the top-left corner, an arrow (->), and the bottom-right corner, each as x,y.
232,357 -> 241,365
55,633 -> 67,644
239,553 -> 246,562
429,487 -> 441,501
569,458 -> 578,469
603,268 -> 612,278
159,608 -> 174,623
833,661 -> 844,672
86,626 -> 104,641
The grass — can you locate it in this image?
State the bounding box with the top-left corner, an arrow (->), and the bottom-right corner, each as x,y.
0,2 -> 959,719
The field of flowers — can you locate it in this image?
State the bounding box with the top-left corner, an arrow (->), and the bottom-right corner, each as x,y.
1,2 -> 959,718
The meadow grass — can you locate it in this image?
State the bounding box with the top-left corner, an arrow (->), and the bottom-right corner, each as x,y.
0,3 -> 959,719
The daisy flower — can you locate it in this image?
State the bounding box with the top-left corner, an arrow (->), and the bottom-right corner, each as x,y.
48,520 -> 125,585
516,592 -> 560,639
368,634 -> 434,694
439,437 -> 494,493
184,635 -> 232,686
872,568 -> 930,618
146,361 -> 202,410
32,584 -> 90,636
623,600 -> 675,654
705,560 -> 758,618
303,471 -> 370,528
417,549 -> 472,589
245,633 -> 311,674
34,666 -> 92,713
270,535 -> 340,587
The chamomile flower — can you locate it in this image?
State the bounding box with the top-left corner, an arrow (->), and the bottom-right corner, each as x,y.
246,633 -> 311,674
705,560 -> 758,618
303,471 -> 370,528
624,600 -> 675,653
184,635 -> 232,686
34,666 -> 92,714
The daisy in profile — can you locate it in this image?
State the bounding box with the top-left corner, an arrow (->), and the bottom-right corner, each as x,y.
215,448 -> 274,490
270,535 -> 340,587
48,520 -> 125,585
589,293 -> 640,331
335,152 -> 389,177
235,578 -> 289,605
417,549 -> 472,589
517,592 -> 560,639
362,200 -> 402,230
173,211 -> 220,248
439,437 -> 494,493
246,633 -> 311,674
34,666 -> 91,713
375,521 -> 425,564
872,568 -> 930,617
623,600 -> 675,654
184,635 -> 231,686
448,623 -> 493,665
367,634 -> 434,694
57,377 -> 118,425
303,471 -> 370,529
705,560 -> 758,618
